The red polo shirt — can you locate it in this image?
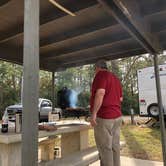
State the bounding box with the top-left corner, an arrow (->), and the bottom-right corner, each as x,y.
90,70 -> 122,119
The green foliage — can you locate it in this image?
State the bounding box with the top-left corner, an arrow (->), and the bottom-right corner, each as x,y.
77,91 -> 90,107
39,71 -> 52,100
0,54 -> 166,119
0,62 -> 22,117
121,88 -> 139,115
55,65 -> 94,91
38,66 -> 94,107
54,65 -> 94,107
1,87 -> 18,107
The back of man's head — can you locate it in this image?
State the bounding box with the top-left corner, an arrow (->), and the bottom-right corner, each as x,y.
95,59 -> 108,70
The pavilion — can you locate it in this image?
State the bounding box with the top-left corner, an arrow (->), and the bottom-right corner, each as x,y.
0,0 -> 166,166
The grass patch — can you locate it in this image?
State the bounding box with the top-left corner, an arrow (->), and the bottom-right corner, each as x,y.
89,125 -> 162,161
121,125 -> 162,161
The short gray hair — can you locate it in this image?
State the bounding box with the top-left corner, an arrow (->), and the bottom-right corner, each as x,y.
95,60 -> 108,69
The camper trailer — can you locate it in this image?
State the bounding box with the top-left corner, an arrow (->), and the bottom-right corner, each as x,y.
137,64 -> 166,117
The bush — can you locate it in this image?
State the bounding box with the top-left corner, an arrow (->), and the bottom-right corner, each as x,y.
0,87 -> 19,118
122,89 -> 139,115
77,91 -> 90,108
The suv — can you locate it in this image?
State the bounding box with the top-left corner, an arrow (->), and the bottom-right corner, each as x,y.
5,98 -> 53,122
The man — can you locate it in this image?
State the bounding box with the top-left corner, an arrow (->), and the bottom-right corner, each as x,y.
90,60 -> 123,166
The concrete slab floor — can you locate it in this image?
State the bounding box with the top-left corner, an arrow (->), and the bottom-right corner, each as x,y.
90,156 -> 163,166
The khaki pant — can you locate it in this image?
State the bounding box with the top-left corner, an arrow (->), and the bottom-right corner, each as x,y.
94,117 -> 122,166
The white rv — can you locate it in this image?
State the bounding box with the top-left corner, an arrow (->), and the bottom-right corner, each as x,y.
137,64 -> 166,117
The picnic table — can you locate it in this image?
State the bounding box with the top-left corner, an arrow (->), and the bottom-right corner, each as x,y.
0,122 -> 92,166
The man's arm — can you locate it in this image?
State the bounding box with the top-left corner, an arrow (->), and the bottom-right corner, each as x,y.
90,88 -> 105,126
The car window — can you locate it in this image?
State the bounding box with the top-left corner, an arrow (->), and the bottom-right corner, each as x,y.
48,102 -> 52,107
41,101 -> 52,107
47,101 -> 52,107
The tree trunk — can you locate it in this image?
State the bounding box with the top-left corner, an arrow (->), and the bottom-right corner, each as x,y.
111,60 -> 119,75
11,64 -> 17,91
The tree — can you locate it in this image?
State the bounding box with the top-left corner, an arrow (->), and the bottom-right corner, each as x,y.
0,54 -> 165,117
0,61 -> 22,116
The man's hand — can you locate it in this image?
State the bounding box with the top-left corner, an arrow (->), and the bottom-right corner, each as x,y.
90,113 -> 97,127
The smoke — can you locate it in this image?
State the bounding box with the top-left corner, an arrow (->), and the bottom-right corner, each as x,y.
69,90 -> 78,108
69,88 -> 83,108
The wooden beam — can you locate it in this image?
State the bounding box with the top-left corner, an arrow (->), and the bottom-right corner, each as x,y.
97,0 -> 162,54
0,2 -> 97,44
40,24 -> 121,51
0,0 -> 10,6
43,38 -> 139,62
41,47 -> 145,71
41,24 -> 128,58
39,5 -> 116,47
0,47 -> 23,63
22,0 -> 39,166
61,48 -> 145,66
52,72 -> 55,110
49,0 -> 76,16
147,13 -> 166,33
141,1 -> 166,16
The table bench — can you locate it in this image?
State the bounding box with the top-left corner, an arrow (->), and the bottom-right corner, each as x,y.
0,122 -> 92,166
39,146 -> 99,166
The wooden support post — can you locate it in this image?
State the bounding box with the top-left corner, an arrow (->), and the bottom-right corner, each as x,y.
153,54 -> 166,166
22,0 -> 39,166
52,72 -> 55,111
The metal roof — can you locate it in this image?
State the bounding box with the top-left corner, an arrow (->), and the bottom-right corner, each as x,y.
0,0 -> 166,71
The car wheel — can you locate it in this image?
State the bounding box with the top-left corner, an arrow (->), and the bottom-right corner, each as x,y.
148,103 -> 159,117
58,112 -> 61,120
38,112 -> 41,122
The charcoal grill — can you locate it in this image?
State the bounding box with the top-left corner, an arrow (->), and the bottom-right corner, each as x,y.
62,107 -> 89,119
57,88 -> 90,119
